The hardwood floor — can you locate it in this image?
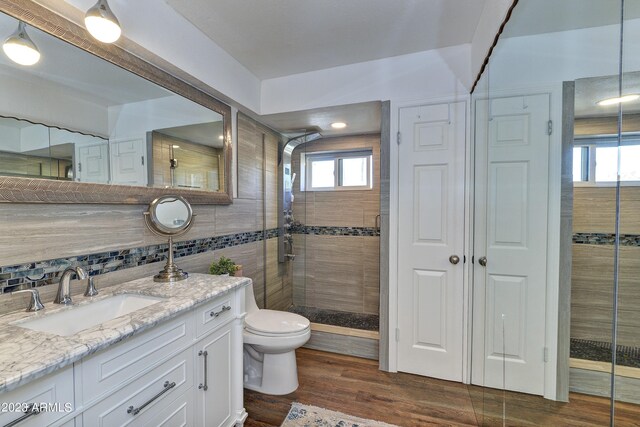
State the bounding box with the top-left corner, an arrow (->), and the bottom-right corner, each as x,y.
244,348 -> 640,426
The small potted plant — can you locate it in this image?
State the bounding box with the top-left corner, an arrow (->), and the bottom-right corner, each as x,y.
209,256 -> 242,277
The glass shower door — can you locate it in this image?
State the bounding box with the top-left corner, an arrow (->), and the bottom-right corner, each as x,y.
614,1 -> 640,422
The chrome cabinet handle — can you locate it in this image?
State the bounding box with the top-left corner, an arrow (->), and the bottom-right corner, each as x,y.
478,256 -> 488,267
210,305 -> 231,317
4,404 -> 40,427
198,350 -> 209,391
127,380 -> 176,416
449,255 -> 460,265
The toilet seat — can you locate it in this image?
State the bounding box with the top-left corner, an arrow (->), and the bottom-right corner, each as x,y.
245,309 -> 310,337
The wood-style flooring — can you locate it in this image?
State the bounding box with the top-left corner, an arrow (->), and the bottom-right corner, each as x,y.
244,348 -> 640,426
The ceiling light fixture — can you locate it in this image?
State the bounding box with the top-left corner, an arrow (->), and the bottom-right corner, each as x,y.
2,22 -> 41,66
218,135 -> 224,140
597,94 -> 640,106
85,0 -> 121,43
330,122 -> 347,129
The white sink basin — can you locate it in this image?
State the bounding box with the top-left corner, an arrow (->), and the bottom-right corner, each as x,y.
15,294 -> 164,337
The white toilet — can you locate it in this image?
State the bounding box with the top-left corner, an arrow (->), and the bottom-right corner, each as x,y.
243,283 -> 311,395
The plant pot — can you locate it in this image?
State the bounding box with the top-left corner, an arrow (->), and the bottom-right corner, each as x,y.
233,265 -> 243,277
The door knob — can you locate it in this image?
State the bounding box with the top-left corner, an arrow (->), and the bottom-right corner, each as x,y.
478,256 -> 487,267
449,255 -> 460,265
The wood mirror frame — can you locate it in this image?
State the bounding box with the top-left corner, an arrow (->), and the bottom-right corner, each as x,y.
0,0 -> 233,205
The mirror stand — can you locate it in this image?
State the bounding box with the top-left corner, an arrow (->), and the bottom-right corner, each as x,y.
154,236 -> 188,282
143,195 -> 195,283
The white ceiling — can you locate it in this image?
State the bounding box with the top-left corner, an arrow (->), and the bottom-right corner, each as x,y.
164,0 -> 487,79
575,72 -> 640,118
503,0 -> 640,39
260,101 -> 381,137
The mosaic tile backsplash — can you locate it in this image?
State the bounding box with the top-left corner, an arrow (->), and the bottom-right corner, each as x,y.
0,225 -> 377,294
290,224 -> 380,237
573,233 -> 640,246
0,228 -> 279,294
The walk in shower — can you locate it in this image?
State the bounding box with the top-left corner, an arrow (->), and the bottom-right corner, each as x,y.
278,126 -> 382,355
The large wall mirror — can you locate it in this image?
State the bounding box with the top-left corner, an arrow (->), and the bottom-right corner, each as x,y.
0,1 -> 232,204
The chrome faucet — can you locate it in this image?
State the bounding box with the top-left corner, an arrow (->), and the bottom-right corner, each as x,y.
54,266 -> 88,305
12,288 -> 45,312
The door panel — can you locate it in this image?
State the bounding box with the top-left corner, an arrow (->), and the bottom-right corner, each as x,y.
473,93 -> 550,396
487,275 -> 527,361
415,165 -> 448,243
76,142 -> 109,183
111,138 -> 147,185
490,161 -> 528,246
414,269 -> 447,349
397,101 -> 466,381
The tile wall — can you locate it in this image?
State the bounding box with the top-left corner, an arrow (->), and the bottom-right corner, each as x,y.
571,186 -> 640,347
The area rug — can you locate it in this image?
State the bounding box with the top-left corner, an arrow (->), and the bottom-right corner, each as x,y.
281,402 -> 399,427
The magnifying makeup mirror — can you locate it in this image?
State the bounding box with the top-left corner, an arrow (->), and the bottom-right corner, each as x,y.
143,195 -> 195,282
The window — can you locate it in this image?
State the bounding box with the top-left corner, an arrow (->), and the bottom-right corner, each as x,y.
572,135 -> 640,185
301,150 -> 373,191
573,146 -> 589,182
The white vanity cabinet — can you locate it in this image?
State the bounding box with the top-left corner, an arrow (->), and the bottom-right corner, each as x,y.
0,284 -> 247,427
193,296 -> 244,427
0,366 -> 74,427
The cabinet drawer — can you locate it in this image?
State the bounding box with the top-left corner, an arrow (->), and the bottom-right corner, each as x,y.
195,296 -> 235,338
138,389 -> 194,427
0,365 -> 74,427
82,347 -> 193,426
79,312 -> 193,403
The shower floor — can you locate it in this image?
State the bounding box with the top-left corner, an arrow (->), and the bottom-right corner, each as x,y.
287,305 -> 379,331
571,338 -> 640,368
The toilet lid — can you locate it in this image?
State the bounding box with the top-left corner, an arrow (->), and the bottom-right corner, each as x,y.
245,310 -> 310,335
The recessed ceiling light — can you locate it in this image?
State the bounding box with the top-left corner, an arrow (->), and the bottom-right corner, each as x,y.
85,0 -> 121,43
2,22 -> 41,66
331,122 -> 347,129
172,145 -> 180,149
218,135 -> 224,140
597,94 -> 640,106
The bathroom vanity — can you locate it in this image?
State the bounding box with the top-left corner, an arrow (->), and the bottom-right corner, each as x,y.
0,273 -> 249,427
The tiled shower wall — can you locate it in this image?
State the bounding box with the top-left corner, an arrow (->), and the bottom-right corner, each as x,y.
572,186 -> 640,347
236,113 -> 292,311
290,134 -> 380,315
0,113 -> 290,315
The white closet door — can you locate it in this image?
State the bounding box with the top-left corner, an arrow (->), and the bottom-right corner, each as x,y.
472,94 -> 550,395
76,142 -> 109,183
397,101 -> 466,381
110,138 -> 147,186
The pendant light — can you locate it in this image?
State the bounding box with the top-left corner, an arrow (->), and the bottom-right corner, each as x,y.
85,0 -> 121,43
2,21 -> 41,66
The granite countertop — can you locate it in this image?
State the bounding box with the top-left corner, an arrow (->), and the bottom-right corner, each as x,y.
0,273 -> 250,393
